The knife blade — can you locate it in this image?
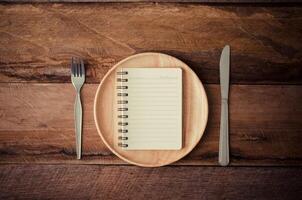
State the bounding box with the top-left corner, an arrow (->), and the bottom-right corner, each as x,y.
219,45 -> 230,166
220,45 -> 230,99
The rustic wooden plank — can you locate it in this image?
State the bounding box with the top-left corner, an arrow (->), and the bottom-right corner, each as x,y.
0,83 -> 301,165
0,165 -> 302,199
0,4 -> 302,84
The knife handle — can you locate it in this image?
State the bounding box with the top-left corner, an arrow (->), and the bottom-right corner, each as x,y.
219,98 -> 229,166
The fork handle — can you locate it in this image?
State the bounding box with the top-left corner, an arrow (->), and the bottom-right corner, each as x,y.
74,92 -> 82,159
219,98 -> 229,166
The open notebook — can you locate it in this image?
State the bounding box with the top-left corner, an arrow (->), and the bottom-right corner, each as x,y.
116,68 -> 182,150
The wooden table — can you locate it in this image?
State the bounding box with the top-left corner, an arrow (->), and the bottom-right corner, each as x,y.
0,2 -> 302,199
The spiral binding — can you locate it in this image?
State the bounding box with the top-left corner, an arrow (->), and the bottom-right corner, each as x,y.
117,69 -> 129,148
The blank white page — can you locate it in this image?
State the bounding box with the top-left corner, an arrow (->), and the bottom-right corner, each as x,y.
118,68 -> 182,150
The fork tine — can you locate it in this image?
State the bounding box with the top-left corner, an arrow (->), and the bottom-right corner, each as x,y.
75,59 -> 79,77
78,59 -> 82,76
80,59 -> 85,76
71,57 -> 75,76
74,58 -> 79,77
77,59 -> 81,77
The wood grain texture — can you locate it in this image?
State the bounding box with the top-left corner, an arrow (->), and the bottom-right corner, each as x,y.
0,83 -> 301,165
0,165 -> 302,200
3,0 -> 301,2
95,52 -> 208,167
0,4 -> 302,84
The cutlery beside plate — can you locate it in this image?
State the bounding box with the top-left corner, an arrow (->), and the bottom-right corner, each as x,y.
71,57 -> 85,160
219,45 -> 230,166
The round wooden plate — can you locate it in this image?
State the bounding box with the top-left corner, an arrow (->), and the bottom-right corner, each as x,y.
94,52 -> 208,167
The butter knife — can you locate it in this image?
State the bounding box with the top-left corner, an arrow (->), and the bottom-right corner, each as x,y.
219,45 -> 230,166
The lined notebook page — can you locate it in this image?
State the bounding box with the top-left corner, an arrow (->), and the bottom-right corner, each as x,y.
119,68 -> 182,150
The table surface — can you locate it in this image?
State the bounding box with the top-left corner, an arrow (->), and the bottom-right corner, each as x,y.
0,2 -> 302,200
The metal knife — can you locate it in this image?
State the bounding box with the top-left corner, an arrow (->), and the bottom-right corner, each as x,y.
219,45 -> 230,166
